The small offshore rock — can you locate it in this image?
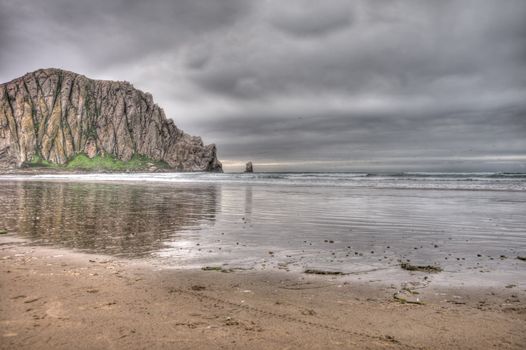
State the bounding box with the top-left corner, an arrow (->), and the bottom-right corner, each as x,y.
245,161 -> 253,173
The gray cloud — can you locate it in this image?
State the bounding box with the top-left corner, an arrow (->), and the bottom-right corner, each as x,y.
0,0 -> 251,70
0,0 -> 525,172
266,0 -> 353,38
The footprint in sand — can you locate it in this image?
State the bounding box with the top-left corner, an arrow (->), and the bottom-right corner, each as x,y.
46,301 -> 66,318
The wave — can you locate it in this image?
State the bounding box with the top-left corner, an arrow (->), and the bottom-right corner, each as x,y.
366,172 -> 526,179
1,171 -> 525,192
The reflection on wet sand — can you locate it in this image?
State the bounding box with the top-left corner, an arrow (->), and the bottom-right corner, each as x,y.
0,181 -> 219,257
244,186 -> 252,224
1,179 -> 525,289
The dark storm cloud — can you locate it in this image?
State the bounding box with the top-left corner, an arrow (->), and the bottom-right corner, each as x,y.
0,0 -> 251,69
0,0 -> 525,171
266,0 -> 353,38
191,1 -> 526,100
195,103 -> 526,160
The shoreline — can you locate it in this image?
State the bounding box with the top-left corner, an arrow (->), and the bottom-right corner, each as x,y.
1,236 -> 525,349
0,168 -> 199,175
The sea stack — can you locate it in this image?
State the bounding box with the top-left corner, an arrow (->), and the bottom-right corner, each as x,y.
245,161 -> 253,173
0,68 -> 222,172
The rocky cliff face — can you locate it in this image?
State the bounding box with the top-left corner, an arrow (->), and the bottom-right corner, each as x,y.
0,68 -> 222,171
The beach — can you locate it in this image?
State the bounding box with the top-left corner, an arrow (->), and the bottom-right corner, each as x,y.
1,236 -> 525,349
0,173 -> 525,349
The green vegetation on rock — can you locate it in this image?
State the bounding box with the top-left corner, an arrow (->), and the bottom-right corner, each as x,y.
24,153 -> 170,172
65,154 -> 170,171
25,154 -> 58,168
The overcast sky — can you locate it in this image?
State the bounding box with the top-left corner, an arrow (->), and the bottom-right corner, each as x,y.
1,0 -> 525,172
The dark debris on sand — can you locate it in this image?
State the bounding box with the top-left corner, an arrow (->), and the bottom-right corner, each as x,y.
304,269 -> 347,275
400,262 -> 442,273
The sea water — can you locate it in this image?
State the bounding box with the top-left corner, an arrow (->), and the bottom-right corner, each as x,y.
0,172 -> 525,287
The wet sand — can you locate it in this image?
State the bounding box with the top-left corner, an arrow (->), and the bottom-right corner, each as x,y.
1,237 -> 525,350
1,179 -> 525,288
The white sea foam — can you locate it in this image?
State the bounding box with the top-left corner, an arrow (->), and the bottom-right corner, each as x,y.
1,172 -> 525,191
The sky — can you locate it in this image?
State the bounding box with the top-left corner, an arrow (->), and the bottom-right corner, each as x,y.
1,0 -> 525,172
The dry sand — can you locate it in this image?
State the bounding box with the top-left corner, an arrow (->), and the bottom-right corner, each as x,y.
1,236 -> 525,349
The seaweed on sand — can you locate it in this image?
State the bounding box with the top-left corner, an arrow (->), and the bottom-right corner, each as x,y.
304,269 -> 347,275
400,262 -> 442,273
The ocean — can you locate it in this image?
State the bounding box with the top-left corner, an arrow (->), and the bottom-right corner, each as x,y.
1,172 -> 525,288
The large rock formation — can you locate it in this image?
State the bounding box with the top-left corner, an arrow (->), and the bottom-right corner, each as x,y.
0,68 -> 222,171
